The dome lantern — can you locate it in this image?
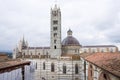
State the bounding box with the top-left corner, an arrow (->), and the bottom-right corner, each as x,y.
67,29 -> 72,36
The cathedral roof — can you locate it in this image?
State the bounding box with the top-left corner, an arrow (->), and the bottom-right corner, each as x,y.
27,47 -> 50,49
82,45 -> 117,48
62,29 -> 81,46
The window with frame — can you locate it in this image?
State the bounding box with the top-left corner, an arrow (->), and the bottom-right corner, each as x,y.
53,20 -> 58,25
54,46 -> 57,49
90,65 -> 93,76
75,64 -> 79,74
54,33 -> 57,37
51,63 -> 55,72
36,62 -> 37,69
63,64 -> 66,74
103,74 -> 109,80
110,48 -> 113,53
53,11 -> 57,16
54,40 -> 57,44
43,62 -> 45,70
101,49 -> 104,53
53,27 -> 58,31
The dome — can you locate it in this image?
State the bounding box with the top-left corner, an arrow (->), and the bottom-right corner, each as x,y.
62,29 -> 80,46
62,36 -> 80,46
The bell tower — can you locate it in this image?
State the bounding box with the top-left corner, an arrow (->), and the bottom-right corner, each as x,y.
50,4 -> 61,58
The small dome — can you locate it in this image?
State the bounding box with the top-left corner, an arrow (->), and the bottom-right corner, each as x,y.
62,29 -> 80,46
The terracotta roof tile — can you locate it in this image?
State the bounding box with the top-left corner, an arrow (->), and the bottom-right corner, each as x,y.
80,53 -> 94,58
85,52 -> 120,78
0,59 -> 30,71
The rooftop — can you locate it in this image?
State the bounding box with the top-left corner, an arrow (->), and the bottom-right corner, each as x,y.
22,47 -> 50,50
85,53 -> 120,78
80,53 -> 94,58
82,45 -> 117,48
0,59 -> 30,73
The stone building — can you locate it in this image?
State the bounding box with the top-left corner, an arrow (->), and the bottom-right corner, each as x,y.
13,4 -> 119,80
80,52 -> 120,80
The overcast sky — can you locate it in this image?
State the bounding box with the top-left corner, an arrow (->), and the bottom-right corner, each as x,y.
0,0 -> 120,51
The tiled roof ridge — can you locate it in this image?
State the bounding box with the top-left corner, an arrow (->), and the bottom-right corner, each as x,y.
85,58 -> 120,78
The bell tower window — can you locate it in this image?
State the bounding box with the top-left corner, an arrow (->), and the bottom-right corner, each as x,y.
54,33 -> 57,37
53,27 -> 58,31
54,40 -> 57,44
54,46 -> 56,49
53,11 -> 57,16
53,20 -> 58,25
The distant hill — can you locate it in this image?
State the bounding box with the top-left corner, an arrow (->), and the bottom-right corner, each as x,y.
0,52 -> 12,58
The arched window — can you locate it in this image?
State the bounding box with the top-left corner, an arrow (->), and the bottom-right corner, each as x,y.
54,33 -> 57,37
43,62 -> 45,70
31,52 -> 32,55
51,63 -> 55,72
54,40 -> 57,44
75,64 -> 78,74
54,46 -> 56,49
110,48 -> 113,53
75,78 -> 79,80
63,64 -> 66,74
90,65 -> 93,76
98,72 -> 111,80
104,74 -> 107,79
36,62 -> 37,69
88,64 -> 94,80
23,52 -> 25,56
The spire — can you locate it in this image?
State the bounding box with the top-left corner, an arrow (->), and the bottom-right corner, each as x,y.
22,35 -> 25,45
52,0 -> 60,10
54,4 -> 58,10
22,35 -> 25,42
21,35 -> 27,49
67,29 -> 73,36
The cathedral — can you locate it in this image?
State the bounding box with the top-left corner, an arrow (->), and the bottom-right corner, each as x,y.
13,4 -> 120,80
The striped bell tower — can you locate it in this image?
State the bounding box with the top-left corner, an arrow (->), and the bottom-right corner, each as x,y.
50,4 -> 61,58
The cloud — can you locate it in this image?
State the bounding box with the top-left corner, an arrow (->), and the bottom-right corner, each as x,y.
0,0 -> 120,51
